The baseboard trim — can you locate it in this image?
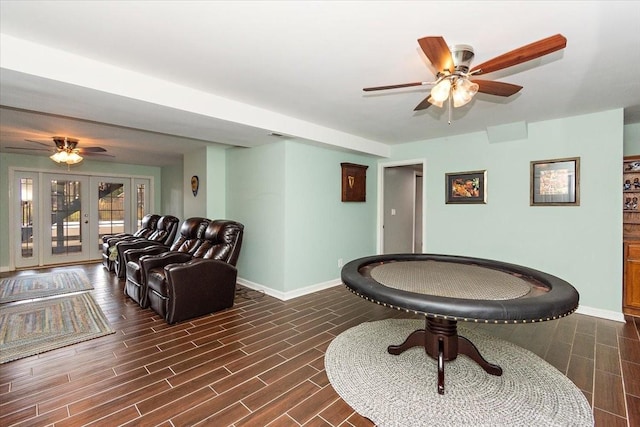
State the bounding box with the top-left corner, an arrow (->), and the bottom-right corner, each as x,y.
236,277 -> 342,301
237,277 -> 627,323
576,305 -> 626,322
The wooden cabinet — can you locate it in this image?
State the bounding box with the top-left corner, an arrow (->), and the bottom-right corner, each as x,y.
624,156 -> 640,316
624,241 -> 640,316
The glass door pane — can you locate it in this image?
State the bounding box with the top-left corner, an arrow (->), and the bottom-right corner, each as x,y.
20,177 -> 34,258
98,182 -> 126,249
14,172 -> 40,269
43,174 -> 90,265
50,179 -> 82,255
134,178 -> 151,228
91,177 -> 131,260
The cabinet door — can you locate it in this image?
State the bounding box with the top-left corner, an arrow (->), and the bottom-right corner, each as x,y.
624,244 -> 640,314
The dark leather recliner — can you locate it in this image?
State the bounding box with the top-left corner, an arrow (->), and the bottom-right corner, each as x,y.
113,215 -> 180,278
123,217 -> 211,308
143,219 -> 244,324
101,214 -> 160,272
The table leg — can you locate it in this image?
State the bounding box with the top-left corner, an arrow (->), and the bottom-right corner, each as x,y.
387,329 -> 426,355
458,335 -> 502,376
387,317 -> 502,394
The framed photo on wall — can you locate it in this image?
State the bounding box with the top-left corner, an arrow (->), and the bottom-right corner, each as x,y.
530,157 -> 580,206
445,170 -> 487,204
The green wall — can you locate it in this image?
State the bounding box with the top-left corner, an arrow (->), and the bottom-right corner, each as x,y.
387,110 -> 623,314
226,140 -> 377,296
161,162 -> 184,219
226,142 -> 287,291
283,141 -> 377,292
0,152 -> 162,269
1,110 -> 632,316
624,123 -> 640,156
206,145 -> 227,220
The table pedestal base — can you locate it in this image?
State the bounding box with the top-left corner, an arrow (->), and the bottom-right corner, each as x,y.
388,318 -> 502,394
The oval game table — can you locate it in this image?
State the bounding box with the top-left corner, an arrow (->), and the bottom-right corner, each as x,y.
341,254 -> 580,394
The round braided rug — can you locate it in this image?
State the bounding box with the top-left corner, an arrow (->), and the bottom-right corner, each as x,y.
325,319 -> 594,427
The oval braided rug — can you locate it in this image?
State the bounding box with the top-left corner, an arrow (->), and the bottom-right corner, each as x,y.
325,319 -> 594,427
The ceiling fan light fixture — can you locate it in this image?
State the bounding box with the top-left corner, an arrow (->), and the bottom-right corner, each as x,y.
50,151 -> 66,163
50,149 -> 83,165
66,151 -> 83,164
427,97 -> 444,108
452,78 -> 479,107
430,79 -> 452,102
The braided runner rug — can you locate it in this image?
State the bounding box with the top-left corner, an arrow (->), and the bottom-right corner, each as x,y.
0,270 -> 93,303
0,293 -> 114,364
325,318 -> 594,427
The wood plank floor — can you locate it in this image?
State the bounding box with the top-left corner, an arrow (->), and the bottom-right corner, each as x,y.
1,263 -> 639,426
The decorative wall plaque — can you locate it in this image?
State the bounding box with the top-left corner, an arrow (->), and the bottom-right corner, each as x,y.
341,163 -> 368,202
191,175 -> 200,197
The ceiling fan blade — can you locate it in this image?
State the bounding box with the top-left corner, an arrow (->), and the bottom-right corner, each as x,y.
363,82 -> 427,92
79,146 -> 108,153
25,139 -> 52,148
473,80 -> 523,96
414,95 -> 433,111
81,151 -> 114,157
7,146 -> 51,152
417,36 -> 454,73
470,34 -> 567,76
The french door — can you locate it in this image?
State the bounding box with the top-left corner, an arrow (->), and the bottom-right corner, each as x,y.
13,170 -> 150,269
43,173 -> 92,265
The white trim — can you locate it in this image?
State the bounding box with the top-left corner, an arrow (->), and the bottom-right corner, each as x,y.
575,305 -> 625,323
237,277 -> 342,301
377,158 -> 427,254
238,277 -> 628,323
9,165 -> 155,180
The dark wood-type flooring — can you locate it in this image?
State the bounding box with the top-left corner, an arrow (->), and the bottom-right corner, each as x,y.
1,263 -> 639,426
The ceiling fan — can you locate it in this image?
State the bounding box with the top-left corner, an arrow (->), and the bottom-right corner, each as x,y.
8,136 -> 114,165
363,34 -> 567,122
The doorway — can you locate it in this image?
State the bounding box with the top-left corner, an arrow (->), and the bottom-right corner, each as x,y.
12,169 -> 151,269
378,160 -> 426,254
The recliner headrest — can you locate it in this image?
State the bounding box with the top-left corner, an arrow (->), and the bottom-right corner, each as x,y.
179,217 -> 208,237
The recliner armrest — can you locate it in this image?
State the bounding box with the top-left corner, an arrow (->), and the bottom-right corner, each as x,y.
123,244 -> 170,265
163,259 -> 238,324
140,251 -> 194,275
116,238 -> 164,259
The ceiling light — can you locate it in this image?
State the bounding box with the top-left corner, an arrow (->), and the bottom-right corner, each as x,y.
50,137 -> 83,166
427,97 -> 444,108
452,78 -> 479,108
427,74 -> 480,124
430,79 -> 452,102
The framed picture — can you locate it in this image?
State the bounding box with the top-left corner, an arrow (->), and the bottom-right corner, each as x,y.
530,157 -> 580,206
341,162 -> 368,202
445,170 -> 487,204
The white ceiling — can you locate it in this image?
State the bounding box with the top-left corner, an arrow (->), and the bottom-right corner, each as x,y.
1,1 -> 639,166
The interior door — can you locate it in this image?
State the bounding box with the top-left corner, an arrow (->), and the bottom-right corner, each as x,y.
383,166 -> 417,254
379,161 -> 425,255
42,173 -> 91,265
